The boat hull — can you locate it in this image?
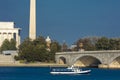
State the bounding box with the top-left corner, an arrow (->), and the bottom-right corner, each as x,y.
50,70 -> 91,74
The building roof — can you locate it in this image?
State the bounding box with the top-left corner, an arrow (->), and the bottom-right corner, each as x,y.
0,22 -> 14,29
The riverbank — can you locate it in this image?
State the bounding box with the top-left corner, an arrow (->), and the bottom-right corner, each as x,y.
99,64 -> 120,69
0,63 -> 68,67
0,62 -> 120,69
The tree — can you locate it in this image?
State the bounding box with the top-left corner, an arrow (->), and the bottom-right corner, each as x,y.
18,38 -> 34,61
95,37 -> 109,50
50,41 -> 61,53
49,41 -> 61,62
61,42 -> 68,51
109,38 -> 120,50
0,39 -> 10,51
9,39 -> 17,50
76,37 -> 97,51
33,36 -> 46,46
109,39 -> 117,50
116,39 -> 120,50
0,39 -> 17,51
17,36 -> 61,63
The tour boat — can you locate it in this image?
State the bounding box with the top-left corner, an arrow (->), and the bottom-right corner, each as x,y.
50,65 -> 91,74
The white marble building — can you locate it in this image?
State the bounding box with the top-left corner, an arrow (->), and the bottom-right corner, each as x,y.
0,22 -> 21,47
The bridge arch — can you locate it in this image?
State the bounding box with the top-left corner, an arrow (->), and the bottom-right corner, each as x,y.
110,56 -> 120,65
58,56 -> 66,64
56,50 -> 120,68
73,56 -> 102,67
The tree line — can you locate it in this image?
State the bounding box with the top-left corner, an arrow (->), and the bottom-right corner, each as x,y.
0,39 -> 17,52
0,36 -> 120,63
15,36 -> 61,63
70,37 -> 120,51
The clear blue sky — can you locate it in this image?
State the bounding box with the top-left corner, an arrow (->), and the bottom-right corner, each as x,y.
0,0 -> 120,45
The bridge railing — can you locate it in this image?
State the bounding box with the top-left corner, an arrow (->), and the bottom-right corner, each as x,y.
56,50 -> 120,54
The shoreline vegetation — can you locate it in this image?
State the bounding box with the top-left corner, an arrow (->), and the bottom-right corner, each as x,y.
1,37 -> 120,69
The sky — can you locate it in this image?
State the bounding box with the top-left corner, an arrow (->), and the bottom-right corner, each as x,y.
0,0 -> 120,45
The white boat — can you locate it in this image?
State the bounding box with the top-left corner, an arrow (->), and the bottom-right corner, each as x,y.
50,66 -> 91,74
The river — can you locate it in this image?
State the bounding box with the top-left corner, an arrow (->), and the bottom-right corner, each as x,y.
0,67 -> 119,80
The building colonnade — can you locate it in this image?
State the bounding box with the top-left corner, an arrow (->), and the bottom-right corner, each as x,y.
0,22 -> 21,48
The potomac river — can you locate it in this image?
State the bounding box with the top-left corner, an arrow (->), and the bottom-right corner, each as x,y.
0,67 -> 120,80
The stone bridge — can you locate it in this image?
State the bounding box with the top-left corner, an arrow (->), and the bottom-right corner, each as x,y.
55,50 -> 120,68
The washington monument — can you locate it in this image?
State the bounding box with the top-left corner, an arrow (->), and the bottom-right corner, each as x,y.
29,0 -> 36,40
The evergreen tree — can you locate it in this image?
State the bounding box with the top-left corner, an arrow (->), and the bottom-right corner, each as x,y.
0,39 -> 10,51
0,39 -> 17,51
9,39 -> 17,50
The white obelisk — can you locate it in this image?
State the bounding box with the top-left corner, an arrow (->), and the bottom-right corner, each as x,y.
29,0 -> 36,40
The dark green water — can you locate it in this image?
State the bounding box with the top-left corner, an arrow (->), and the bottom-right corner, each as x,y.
0,67 -> 119,80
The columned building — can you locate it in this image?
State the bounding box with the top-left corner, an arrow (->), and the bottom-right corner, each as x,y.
0,22 -> 21,47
